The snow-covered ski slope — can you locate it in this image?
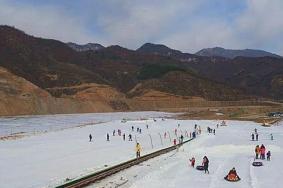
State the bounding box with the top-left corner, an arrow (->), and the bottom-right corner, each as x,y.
0,112 -> 282,188
92,120 -> 283,188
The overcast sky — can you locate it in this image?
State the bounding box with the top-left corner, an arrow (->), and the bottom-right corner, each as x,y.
1,0 -> 283,55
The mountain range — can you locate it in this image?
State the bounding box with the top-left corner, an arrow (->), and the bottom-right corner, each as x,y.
0,25 -> 282,115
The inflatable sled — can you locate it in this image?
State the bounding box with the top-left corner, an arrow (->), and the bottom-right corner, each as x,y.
252,161 -> 263,167
224,174 -> 241,182
196,166 -> 205,170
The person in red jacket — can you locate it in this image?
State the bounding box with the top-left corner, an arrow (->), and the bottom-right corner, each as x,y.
260,144 -> 266,159
225,167 -> 240,181
173,139 -> 177,146
189,157 -> 195,167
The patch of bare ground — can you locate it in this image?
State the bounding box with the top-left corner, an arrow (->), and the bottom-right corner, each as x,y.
0,133 -> 25,141
176,102 -> 283,124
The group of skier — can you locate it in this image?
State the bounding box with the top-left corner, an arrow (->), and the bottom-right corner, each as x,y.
207,127 -> 216,135
109,130 -> 132,142
251,128 -> 272,161
251,128 -> 259,141
255,144 -> 271,161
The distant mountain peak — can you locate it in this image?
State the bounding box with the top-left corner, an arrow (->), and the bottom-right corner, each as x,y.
67,42 -> 104,52
195,47 -> 281,59
137,43 -> 184,56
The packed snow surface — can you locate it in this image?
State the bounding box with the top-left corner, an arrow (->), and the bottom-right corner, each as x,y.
0,112 -> 282,188
0,111 -> 172,137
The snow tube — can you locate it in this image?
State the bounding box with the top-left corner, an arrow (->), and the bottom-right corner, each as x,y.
224,176 -> 241,182
252,161 -> 263,167
196,165 -> 205,170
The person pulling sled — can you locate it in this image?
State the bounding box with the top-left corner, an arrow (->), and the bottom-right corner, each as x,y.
202,156 -> 209,174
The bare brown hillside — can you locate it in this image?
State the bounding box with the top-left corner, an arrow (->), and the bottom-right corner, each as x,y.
0,67 -> 126,115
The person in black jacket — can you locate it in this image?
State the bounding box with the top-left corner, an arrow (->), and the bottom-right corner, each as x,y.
267,151 -> 271,161
202,156 -> 209,174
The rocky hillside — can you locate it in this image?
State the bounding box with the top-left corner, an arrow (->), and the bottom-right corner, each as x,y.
67,42 -> 104,52
137,43 -> 283,100
195,47 -> 281,59
0,66 -> 131,115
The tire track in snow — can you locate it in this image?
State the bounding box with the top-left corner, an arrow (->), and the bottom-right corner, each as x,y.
249,158 -> 260,188
208,158 -> 227,188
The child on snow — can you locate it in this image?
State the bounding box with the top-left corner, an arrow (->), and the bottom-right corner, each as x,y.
190,157 -> 195,167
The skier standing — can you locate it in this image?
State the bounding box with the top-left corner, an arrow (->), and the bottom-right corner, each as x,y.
136,143 -> 141,158
255,145 -> 260,159
173,139 -> 177,146
256,133 -> 259,141
192,131 -> 196,138
180,135 -> 184,143
123,133 -> 126,141
270,134 -> 273,140
106,133 -> 110,141
260,144 -> 266,159
267,151 -> 271,161
251,133 -> 254,141
89,134 -> 92,142
128,134 -> 132,141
